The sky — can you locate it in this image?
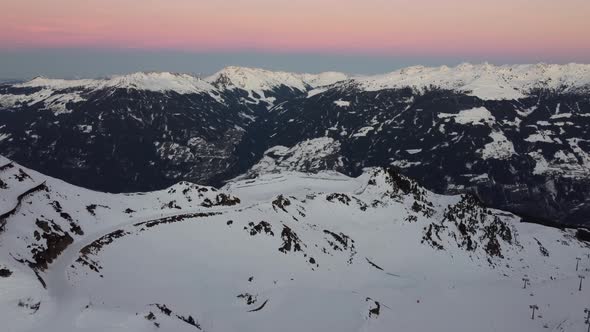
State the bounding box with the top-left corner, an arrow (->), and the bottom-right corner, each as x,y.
1,0 -> 589,79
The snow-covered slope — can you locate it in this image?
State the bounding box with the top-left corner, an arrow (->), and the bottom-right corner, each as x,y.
237,137 -> 345,179
0,155 -> 240,331
1,156 -> 589,332
353,63 -> 590,100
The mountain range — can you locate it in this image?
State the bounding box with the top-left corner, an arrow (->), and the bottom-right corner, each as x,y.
1,63 -> 589,227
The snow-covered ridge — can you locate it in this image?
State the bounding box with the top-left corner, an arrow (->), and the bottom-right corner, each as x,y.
1,72 -> 220,114
205,66 -> 348,92
3,67 -> 348,111
17,72 -> 216,94
352,63 -> 590,100
9,63 -> 590,100
3,64 -> 590,115
12,67 -> 349,94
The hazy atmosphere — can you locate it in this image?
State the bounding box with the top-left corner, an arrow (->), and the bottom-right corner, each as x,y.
1,0 -> 589,78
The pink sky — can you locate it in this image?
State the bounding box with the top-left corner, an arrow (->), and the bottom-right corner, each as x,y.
1,0 -> 589,58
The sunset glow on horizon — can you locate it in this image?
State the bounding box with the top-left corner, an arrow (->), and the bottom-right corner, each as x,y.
2,0 -> 589,59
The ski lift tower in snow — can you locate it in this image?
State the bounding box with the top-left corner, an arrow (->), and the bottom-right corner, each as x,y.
529,305 -> 539,320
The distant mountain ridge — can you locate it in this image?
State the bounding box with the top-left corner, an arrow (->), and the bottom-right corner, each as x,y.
0,63 -> 589,226
353,63 -> 590,99
5,63 -> 590,113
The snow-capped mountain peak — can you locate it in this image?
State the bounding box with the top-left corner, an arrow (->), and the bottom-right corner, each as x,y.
354,63 -> 590,100
206,66 -> 348,92
104,72 -> 216,94
1,72 -> 220,115
17,72 -> 216,94
300,71 -> 350,88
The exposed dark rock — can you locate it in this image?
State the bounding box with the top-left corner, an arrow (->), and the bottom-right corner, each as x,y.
323,230 -> 353,250
86,204 -> 110,216
272,195 -> 291,212
421,194 -> 515,260
151,303 -> 202,330
153,304 -> 172,316
202,193 -> 241,207
0,162 -> 14,172
326,193 -> 351,205
366,298 -> 381,318
139,212 -> 220,228
245,221 -> 274,236
14,169 -> 31,182
161,200 -> 181,209
278,225 -> 303,253
324,230 -> 357,263
534,238 -> 550,257
17,298 -> 41,313
30,218 -> 74,271
237,293 -> 258,305
0,267 -> 12,277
